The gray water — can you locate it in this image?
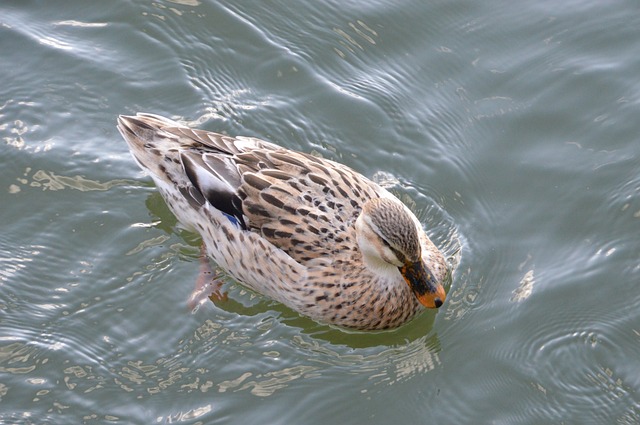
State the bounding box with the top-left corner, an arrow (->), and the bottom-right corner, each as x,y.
1,1 -> 639,424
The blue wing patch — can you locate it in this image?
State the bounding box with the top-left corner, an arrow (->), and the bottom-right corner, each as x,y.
222,212 -> 241,228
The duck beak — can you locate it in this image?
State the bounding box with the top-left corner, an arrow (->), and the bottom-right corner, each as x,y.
399,261 -> 446,308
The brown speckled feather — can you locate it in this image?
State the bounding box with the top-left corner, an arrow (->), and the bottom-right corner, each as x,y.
237,150 -> 381,263
118,113 -> 449,330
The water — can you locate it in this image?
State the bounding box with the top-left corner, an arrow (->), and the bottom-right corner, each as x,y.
2,0 -> 640,423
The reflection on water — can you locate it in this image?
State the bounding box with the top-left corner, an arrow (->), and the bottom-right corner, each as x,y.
2,110 -> 44,152
511,269 -> 534,303
0,314 -> 443,423
217,365 -> 320,397
291,333 -> 442,384
57,318 -> 442,399
332,20 -> 379,59
0,342 -> 44,375
14,169 -> 134,193
2,0 -> 640,423
441,266 -> 484,322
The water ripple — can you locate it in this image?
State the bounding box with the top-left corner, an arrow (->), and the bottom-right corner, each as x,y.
3,0 -> 640,423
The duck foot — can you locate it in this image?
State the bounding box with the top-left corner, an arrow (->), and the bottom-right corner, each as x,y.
187,244 -> 228,311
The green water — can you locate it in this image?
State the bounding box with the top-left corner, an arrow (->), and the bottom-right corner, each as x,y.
1,0 -> 639,423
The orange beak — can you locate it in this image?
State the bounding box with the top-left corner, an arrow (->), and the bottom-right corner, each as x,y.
399,261 -> 446,308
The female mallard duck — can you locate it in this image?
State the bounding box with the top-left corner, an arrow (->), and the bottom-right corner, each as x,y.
118,113 -> 448,330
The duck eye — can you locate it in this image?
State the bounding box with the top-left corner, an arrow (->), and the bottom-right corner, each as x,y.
379,238 -> 406,264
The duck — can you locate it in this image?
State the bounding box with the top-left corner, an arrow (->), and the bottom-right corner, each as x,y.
117,113 -> 448,330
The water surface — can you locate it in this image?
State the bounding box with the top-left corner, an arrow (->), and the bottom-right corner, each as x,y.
1,0 -> 639,423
